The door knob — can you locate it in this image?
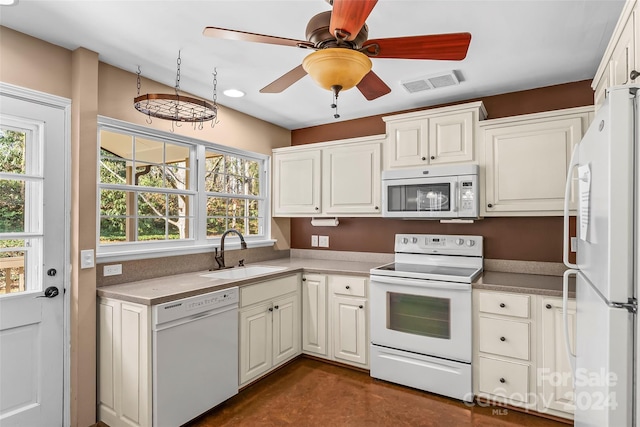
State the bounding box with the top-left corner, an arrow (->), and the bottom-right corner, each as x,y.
36,286 -> 59,298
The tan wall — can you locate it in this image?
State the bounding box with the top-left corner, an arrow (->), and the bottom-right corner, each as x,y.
1,25 -> 292,426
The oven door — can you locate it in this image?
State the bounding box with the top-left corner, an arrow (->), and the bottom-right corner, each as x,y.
370,275 -> 471,363
382,176 -> 459,218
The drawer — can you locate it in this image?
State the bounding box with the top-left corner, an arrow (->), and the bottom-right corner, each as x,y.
478,291 -> 530,318
329,275 -> 367,297
478,316 -> 530,360
478,356 -> 531,404
240,274 -> 299,307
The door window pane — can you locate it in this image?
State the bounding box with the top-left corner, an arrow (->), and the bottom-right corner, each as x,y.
0,245 -> 25,294
387,292 -> 451,339
0,128 -> 26,174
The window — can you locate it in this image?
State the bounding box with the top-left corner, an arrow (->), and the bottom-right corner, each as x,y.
98,117 -> 270,259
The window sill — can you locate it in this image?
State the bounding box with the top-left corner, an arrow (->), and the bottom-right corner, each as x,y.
96,239 -> 277,263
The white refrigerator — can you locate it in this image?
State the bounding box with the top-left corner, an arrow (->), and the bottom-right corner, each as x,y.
563,85 -> 638,426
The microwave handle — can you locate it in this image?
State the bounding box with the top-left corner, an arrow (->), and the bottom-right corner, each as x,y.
452,181 -> 459,212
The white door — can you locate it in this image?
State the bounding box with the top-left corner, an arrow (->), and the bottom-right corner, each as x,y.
0,87 -> 68,426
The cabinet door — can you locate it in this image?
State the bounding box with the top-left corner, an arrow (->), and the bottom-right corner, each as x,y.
272,294 -> 300,367
594,61 -> 611,112
611,12 -> 635,87
239,303 -> 272,385
386,119 -> 429,168
322,142 -> 382,214
429,111 -> 474,164
302,274 -> 328,356
332,296 -> 367,366
539,297 -> 576,416
482,116 -> 583,214
273,150 -> 321,215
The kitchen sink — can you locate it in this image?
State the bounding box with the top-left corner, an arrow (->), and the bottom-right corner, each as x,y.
200,265 -> 287,280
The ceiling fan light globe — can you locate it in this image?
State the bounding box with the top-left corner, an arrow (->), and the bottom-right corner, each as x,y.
302,48 -> 372,92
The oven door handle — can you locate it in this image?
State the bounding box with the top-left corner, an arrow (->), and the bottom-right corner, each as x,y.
370,275 -> 471,291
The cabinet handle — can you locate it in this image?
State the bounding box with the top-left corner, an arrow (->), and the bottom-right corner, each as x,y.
546,303 -> 552,309
302,277 -> 307,281
499,303 -> 506,308
314,207 -> 319,211
421,156 -> 426,161
500,336 -> 506,342
430,156 -> 435,160
631,70 -> 640,80
374,206 -> 379,210
499,378 -> 506,384
345,285 -> 350,289
488,204 -> 493,208
268,307 -> 274,312
359,305 -> 364,309
274,305 -> 279,310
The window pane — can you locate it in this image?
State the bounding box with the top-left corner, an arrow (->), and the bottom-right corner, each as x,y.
100,189 -> 128,216
165,144 -> 189,165
100,156 -> 128,184
225,155 -> 243,176
246,178 -> 260,196
205,154 -> 224,175
245,160 -> 259,180
138,218 -> 166,240
248,200 -> 259,217
100,130 -> 133,161
136,164 -> 165,188
135,137 -> 164,165
168,217 -> 189,239
227,199 -> 246,217
138,192 -> 166,216
167,194 -> 187,217
248,218 -> 261,235
228,218 -> 245,234
0,128 -> 26,174
0,179 -> 25,233
0,246 -> 26,295
207,197 -> 227,216
165,164 -> 188,190
207,218 -> 226,237
226,175 -> 244,194
100,217 -> 128,244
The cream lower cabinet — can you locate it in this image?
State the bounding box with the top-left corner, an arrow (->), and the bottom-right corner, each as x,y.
478,106 -> 593,216
98,297 -> 151,427
473,289 -> 576,420
301,273 -> 369,368
239,274 -> 301,386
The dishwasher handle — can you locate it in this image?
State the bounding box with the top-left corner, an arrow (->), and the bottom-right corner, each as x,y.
153,303 -> 237,331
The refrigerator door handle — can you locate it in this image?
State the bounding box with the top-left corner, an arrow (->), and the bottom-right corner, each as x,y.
562,269 -> 577,374
563,145 -> 580,269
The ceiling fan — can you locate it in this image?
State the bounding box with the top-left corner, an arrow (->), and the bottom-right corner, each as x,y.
203,0 -> 471,102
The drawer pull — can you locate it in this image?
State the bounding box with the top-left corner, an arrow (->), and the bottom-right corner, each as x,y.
499,303 -> 506,308
500,336 -> 506,342
345,285 -> 350,289
546,303 -> 552,309
359,305 -> 363,309
499,377 -> 506,384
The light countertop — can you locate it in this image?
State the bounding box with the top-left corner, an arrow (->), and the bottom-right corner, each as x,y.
97,257 -> 573,305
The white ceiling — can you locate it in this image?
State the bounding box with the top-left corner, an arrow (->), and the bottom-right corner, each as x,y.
0,0 -> 625,130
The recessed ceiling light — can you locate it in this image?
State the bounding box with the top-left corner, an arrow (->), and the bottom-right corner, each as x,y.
0,0 -> 19,5
223,89 -> 245,98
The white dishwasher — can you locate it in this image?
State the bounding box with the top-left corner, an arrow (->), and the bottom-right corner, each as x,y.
152,287 -> 239,427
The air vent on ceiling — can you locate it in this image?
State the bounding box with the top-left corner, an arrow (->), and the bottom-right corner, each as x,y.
401,71 -> 460,94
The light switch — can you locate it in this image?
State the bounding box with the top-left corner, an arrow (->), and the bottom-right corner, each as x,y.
311,235 -> 319,247
319,236 -> 329,248
80,249 -> 95,269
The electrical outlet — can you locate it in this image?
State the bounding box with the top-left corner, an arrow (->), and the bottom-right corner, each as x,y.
80,249 -> 95,269
311,235 -> 319,247
104,264 -> 122,276
319,235 -> 329,248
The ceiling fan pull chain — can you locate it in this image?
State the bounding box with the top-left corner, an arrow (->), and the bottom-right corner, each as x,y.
330,85 -> 341,119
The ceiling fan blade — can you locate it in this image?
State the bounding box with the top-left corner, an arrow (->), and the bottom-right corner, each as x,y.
329,0 -> 378,42
203,27 -> 314,49
363,33 -> 472,60
357,71 -> 391,101
260,65 -> 308,93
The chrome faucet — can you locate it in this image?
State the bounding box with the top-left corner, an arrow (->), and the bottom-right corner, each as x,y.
213,229 -> 247,270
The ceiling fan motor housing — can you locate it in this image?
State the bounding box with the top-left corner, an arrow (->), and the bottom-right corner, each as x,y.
306,11 -> 369,49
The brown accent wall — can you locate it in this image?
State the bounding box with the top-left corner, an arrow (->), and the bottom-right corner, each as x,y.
290,80 -> 592,262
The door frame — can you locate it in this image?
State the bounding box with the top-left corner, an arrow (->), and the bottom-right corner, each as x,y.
1,82 -> 71,426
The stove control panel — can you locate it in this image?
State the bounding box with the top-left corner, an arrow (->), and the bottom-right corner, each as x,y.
395,234 -> 483,256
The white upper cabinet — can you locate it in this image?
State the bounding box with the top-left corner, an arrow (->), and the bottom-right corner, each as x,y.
272,135 -> 384,217
273,149 -> 321,215
383,101 -> 486,169
592,0 -> 638,110
478,106 -> 593,216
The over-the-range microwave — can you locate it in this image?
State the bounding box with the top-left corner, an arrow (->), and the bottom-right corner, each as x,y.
382,164 -> 479,219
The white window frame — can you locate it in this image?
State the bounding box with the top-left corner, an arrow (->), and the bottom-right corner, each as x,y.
96,116 -> 272,262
